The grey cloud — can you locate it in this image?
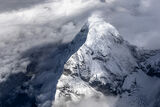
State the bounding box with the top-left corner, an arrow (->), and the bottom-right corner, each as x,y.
103,0 -> 160,49
0,0 -> 49,13
66,96 -> 118,107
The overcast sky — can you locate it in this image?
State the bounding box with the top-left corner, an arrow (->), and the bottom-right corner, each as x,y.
0,0 -> 160,49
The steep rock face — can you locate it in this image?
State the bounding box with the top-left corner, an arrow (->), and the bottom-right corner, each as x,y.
140,50 -> 160,77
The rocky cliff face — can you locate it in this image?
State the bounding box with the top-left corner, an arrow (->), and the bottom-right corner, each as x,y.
54,16 -> 160,107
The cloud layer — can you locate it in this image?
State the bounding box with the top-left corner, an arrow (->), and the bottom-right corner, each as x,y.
106,0 -> 160,49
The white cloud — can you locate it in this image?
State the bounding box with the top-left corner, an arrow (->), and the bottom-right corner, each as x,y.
66,96 -> 118,107
104,0 -> 160,49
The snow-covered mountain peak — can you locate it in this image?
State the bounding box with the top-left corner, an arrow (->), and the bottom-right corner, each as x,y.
54,16 -> 140,106
88,15 -> 119,35
87,14 -> 104,23
53,16 -> 160,107
86,15 -> 122,47
88,14 -> 120,36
